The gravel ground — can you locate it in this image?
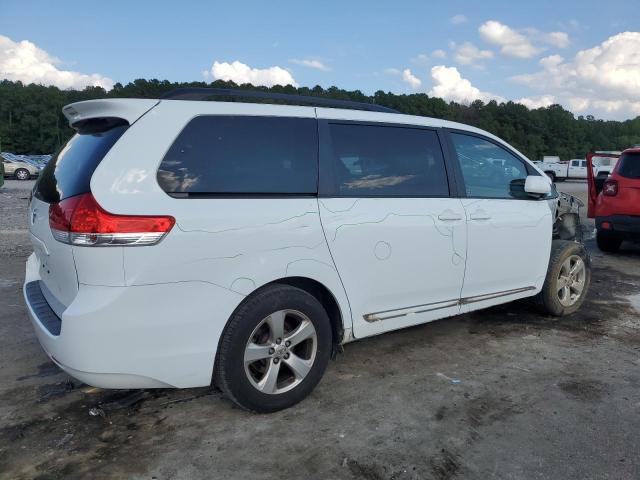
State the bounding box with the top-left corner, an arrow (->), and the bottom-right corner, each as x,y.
1,179 -> 640,480
0,180 -> 33,257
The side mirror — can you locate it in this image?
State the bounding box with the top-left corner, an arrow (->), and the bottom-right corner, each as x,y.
524,175 -> 551,198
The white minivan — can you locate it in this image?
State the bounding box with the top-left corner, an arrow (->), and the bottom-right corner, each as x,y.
24,89 -> 590,412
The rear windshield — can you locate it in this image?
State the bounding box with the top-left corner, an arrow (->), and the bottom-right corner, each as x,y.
618,152 -> 640,179
157,115 -> 318,195
34,124 -> 128,203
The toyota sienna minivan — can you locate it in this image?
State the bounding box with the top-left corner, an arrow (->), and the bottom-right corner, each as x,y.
24,89 -> 590,412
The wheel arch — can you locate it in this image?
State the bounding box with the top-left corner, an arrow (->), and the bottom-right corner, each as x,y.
212,274 -> 351,388
267,276 -> 347,349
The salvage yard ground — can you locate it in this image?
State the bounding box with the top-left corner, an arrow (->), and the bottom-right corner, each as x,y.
1,180 -> 639,480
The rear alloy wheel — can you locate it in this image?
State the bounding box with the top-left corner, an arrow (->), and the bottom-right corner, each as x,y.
15,168 -> 30,180
596,229 -> 622,253
214,284 -> 332,413
244,309 -> 317,395
535,240 -> 591,316
545,171 -> 556,182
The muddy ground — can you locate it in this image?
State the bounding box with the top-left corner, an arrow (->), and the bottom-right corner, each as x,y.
1,180 -> 639,480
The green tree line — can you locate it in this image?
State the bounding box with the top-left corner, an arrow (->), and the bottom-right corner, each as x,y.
1,78 -> 639,159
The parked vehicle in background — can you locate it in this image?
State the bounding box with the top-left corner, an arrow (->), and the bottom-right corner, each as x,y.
23,89 -> 591,413
588,148 -> 640,252
591,153 -> 620,178
2,155 -> 40,180
543,156 -> 561,163
541,159 -> 588,182
0,159 -> 4,187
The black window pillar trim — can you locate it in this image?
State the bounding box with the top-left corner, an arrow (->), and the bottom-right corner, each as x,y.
318,119 -> 337,197
437,128 -> 464,198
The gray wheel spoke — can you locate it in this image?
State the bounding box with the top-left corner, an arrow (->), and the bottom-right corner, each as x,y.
258,361 -> 281,393
570,260 -> 583,276
284,353 -> 312,380
244,344 -> 272,364
285,319 -> 315,347
266,311 -> 286,341
557,276 -> 569,290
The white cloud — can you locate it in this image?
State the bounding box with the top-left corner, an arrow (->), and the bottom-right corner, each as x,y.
479,20 -> 541,58
290,58 -> 330,71
451,14 -> 468,25
522,28 -> 571,49
511,32 -> 640,119
516,95 -> 556,109
0,34 -> 113,90
451,41 -> 494,66
385,67 -> 422,89
544,31 -> 570,48
479,21 -> 571,59
207,60 -> 298,87
401,68 -> 421,89
428,65 -> 504,104
411,50 -> 447,66
411,53 -> 430,65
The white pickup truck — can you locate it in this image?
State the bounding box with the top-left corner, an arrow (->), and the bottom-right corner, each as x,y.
591,154 -> 620,178
541,159 -> 588,182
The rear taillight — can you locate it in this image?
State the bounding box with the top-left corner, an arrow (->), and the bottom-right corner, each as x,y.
603,179 -> 618,196
49,193 -> 175,246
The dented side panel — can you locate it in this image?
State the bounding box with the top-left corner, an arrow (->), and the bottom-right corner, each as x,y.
319,197 -> 467,338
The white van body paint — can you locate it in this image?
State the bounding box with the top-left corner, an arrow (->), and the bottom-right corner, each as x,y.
24,98 -> 553,389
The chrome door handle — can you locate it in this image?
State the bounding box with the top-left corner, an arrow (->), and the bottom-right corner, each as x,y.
469,210 -> 491,221
438,211 -> 463,221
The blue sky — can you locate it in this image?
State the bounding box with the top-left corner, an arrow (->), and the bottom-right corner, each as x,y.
1,0 -> 639,119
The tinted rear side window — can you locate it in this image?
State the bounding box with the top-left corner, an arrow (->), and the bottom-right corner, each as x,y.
157,116 -> 318,195
326,123 -> 449,197
618,152 -> 640,179
34,124 -> 128,203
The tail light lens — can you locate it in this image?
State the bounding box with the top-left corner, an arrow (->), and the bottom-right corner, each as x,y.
49,193 -> 175,246
603,179 -> 618,196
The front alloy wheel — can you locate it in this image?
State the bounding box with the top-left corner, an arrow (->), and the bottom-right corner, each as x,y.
535,240 -> 591,316
556,255 -> 586,307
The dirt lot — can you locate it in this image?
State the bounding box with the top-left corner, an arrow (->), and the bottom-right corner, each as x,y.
1,180 -> 640,480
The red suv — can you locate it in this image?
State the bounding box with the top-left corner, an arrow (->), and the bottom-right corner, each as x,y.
588,148 -> 640,252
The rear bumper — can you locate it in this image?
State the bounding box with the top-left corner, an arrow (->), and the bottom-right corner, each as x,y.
596,215 -> 640,238
23,252 -> 244,389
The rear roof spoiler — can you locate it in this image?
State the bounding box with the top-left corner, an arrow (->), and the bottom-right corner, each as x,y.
62,99 -> 160,128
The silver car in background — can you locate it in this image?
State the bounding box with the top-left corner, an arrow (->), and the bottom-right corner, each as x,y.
2,156 -> 40,180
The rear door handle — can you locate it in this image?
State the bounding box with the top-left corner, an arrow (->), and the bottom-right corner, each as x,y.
438,210 -> 463,222
469,209 -> 492,221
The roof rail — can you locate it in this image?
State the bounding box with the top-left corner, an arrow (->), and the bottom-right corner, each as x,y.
159,88 -> 399,114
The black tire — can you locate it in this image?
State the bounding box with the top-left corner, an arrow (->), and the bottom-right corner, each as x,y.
15,168 -> 30,180
214,284 -> 332,413
596,229 -> 622,253
545,171 -> 556,182
535,240 -> 591,316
